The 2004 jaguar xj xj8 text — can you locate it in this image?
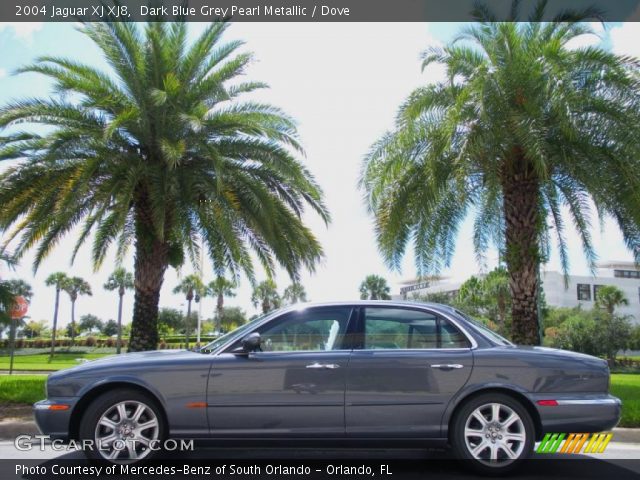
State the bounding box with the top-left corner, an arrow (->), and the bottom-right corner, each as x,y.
34,301 -> 621,473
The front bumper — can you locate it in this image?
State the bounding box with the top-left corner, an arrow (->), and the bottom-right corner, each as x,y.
533,394 -> 622,434
33,398 -> 78,441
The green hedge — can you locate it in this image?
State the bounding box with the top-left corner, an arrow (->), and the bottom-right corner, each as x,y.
1,335 -> 220,350
0,337 -> 126,349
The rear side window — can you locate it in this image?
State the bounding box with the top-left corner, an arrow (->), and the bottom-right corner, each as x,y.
364,307 -> 470,349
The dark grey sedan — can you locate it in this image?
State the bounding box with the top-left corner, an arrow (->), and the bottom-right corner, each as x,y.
34,301 -> 621,473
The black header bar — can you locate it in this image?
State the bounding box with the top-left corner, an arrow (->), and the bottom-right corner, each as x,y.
3,0 -> 640,23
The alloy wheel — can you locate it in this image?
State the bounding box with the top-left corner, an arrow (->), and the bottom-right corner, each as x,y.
94,400 -> 160,462
463,402 -> 527,465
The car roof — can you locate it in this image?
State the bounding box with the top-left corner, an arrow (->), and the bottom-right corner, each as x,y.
273,300 -> 460,317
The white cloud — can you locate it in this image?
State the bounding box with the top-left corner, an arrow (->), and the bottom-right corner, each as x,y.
0,22 -> 43,41
610,22 -> 640,59
565,22 -> 606,50
0,68 -> 6,79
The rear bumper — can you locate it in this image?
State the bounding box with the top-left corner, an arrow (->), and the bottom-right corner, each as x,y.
533,394 -> 621,434
33,398 -> 78,441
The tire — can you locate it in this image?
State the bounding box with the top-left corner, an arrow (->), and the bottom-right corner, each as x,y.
79,389 -> 166,464
450,393 -> 535,475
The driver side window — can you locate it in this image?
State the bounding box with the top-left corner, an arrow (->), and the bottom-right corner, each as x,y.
258,307 -> 353,352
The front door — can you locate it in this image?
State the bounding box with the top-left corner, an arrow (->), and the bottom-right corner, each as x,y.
346,306 -> 473,437
207,306 -> 355,436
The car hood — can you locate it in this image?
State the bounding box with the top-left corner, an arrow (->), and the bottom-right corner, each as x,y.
50,349 -> 201,376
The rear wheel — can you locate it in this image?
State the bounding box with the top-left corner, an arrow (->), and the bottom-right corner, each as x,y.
450,393 -> 534,474
79,389 -> 165,463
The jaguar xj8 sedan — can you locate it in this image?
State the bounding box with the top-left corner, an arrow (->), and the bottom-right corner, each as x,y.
34,301 -> 620,473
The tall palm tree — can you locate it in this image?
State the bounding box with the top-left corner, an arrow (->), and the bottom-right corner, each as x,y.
595,285 -> 629,315
251,279 -> 281,314
359,274 -> 391,300
45,272 -> 68,359
208,276 -> 236,333
0,21 -> 329,351
103,267 -> 134,353
63,277 -> 92,346
173,274 -> 206,347
282,282 -> 308,305
361,2 -> 640,344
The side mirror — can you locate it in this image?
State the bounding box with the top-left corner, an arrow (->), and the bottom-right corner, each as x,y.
236,332 -> 261,354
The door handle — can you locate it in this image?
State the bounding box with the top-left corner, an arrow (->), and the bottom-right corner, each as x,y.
430,364 -> 464,370
306,363 -> 340,369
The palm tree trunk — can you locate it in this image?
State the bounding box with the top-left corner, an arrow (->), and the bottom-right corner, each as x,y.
216,293 -> 223,332
185,299 -> 192,349
49,288 -> 60,361
70,299 -> 76,346
116,292 -> 124,354
128,193 -> 169,352
129,239 -> 167,352
497,294 -> 506,330
503,162 -> 541,345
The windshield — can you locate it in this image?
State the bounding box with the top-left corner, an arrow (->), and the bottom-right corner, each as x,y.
200,313 -> 270,353
454,309 -> 514,346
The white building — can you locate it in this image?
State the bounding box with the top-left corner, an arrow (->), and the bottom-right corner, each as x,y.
396,261 -> 640,323
542,261 -> 640,322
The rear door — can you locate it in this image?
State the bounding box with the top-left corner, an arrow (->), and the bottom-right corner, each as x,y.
345,306 -> 473,437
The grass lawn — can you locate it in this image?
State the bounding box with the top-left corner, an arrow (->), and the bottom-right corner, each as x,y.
0,352 -> 110,371
0,375 -> 46,404
610,373 -> 640,428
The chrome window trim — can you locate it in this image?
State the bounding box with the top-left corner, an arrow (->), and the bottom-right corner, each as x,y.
211,301 -> 480,356
360,304 -> 478,351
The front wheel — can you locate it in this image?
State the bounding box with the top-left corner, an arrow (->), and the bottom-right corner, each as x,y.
79,389 -> 166,463
450,393 -> 534,475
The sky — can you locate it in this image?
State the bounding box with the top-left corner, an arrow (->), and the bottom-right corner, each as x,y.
0,21 -> 639,328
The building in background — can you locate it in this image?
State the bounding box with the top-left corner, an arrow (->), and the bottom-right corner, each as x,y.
542,261 -> 639,322
396,261 -> 640,323
394,275 -> 471,301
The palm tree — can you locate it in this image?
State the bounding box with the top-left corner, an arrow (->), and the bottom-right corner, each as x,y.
361,2 -> 640,345
5,279 -> 33,302
103,267 -> 134,353
251,279 -> 281,314
482,268 -> 511,329
282,282 -> 308,305
595,285 -> 629,315
457,276 -> 485,311
45,272 -> 68,359
173,274 -> 206,348
0,253 -> 15,334
0,253 -> 18,340
0,21 -> 329,351
359,274 -> 391,300
208,276 -> 236,333
62,277 -> 92,346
